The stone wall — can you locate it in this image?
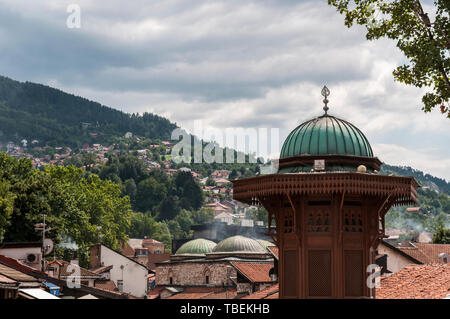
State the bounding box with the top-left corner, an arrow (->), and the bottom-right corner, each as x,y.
156,261 -> 237,287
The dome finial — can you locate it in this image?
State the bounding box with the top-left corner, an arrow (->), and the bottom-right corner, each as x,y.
321,85 -> 330,115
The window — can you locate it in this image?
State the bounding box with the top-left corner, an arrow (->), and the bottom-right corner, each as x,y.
205,276 -> 210,284
308,210 -> 331,232
117,280 -> 123,292
169,277 -> 173,285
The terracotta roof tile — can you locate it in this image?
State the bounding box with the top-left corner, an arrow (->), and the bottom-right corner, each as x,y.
0,263 -> 39,282
231,262 -> 274,283
55,261 -> 102,278
399,243 -> 450,264
0,254 -> 46,278
376,264 -> 450,299
167,287 -> 237,299
94,280 -> 117,291
268,246 -> 278,260
0,274 -> 17,284
91,265 -> 113,274
241,284 -> 279,299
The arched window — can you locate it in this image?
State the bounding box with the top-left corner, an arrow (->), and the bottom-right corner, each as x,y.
203,267 -> 211,285
168,269 -> 174,285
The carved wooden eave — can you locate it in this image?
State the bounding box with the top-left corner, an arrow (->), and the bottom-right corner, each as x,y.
232,172 -> 419,206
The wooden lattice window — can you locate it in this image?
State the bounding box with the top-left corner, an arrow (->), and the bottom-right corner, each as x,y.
344,250 -> 363,297
307,210 -> 330,232
343,210 -> 363,232
283,250 -> 298,297
308,250 -> 332,297
284,211 -> 293,233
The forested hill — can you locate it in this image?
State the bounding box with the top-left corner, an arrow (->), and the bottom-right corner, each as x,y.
0,75 -> 177,148
380,164 -> 450,195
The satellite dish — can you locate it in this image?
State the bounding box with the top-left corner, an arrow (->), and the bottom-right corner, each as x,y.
43,238 -> 54,255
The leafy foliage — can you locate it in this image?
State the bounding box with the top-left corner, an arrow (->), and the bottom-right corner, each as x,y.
328,0 -> 450,117
432,222 -> 450,244
0,153 -> 132,266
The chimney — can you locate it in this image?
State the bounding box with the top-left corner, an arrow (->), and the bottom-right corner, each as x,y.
438,253 -> 448,264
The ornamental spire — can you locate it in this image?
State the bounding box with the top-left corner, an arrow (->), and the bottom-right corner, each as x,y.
321,85 -> 330,115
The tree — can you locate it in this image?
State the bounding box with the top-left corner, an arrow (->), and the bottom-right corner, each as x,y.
123,178 -> 137,205
157,195 -> 181,221
0,180 -> 15,242
432,222 -> 450,244
129,212 -> 158,238
135,177 -> 167,213
0,153 -> 133,267
205,177 -> 216,186
174,171 -> 204,210
191,208 -> 214,225
328,0 -> 450,117
45,166 -> 132,266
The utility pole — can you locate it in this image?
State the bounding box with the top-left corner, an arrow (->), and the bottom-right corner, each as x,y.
34,214 -> 51,272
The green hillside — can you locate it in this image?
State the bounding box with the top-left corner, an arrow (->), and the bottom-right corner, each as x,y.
0,75 -> 177,148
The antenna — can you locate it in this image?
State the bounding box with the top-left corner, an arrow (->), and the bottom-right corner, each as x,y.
34,214 -> 51,271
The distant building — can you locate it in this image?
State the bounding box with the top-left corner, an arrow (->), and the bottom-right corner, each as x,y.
120,238 -> 167,268
155,236 -> 276,299
89,243 -> 148,298
0,242 -> 42,271
171,221 -> 268,253
376,240 -> 421,273
46,260 -> 102,287
239,219 -> 254,227
397,242 -> 450,265
214,212 -> 234,225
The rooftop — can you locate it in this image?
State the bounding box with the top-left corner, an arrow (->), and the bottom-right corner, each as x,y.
231,262 -> 274,283
280,114 -> 373,160
241,284 -> 279,299
377,264 -> 450,299
398,243 -> 450,264
175,238 -> 217,256
166,287 -> 237,299
212,236 -> 267,254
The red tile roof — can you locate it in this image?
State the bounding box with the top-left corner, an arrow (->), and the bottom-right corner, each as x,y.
241,284 -> 279,299
0,263 -> 39,282
91,265 -> 113,274
94,280 -> 118,291
376,264 -> 450,299
167,287 -> 237,299
398,243 -> 450,264
231,262 -> 274,283
268,246 -> 278,260
0,254 -> 46,278
0,274 -> 17,284
52,260 -> 102,279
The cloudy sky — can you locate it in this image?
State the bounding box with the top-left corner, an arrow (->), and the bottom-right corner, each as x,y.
1,0 -> 449,180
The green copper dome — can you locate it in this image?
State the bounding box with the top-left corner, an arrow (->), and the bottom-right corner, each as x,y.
175,238 -> 217,255
212,236 -> 266,253
280,115 -> 373,159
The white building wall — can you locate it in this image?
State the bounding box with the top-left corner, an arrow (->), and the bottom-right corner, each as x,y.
0,247 -> 42,270
100,245 -> 148,298
377,243 -> 419,273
